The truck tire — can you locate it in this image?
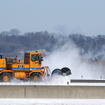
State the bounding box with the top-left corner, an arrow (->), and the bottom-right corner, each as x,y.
30,73 -> 41,81
1,73 -> 11,82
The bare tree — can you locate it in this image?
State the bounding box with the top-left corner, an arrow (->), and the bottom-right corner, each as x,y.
9,29 -> 21,36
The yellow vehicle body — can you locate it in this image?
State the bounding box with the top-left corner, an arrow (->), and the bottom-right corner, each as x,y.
0,51 -> 49,82
0,59 -> 6,70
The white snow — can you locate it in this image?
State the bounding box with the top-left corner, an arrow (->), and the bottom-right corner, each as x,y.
0,77 -> 105,86
0,99 -> 105,105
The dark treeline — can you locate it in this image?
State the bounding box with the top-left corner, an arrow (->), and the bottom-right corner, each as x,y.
0,29 -> 105,58
0,29 -> 57,57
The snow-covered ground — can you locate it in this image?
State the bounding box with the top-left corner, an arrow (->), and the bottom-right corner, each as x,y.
0,99 -> 105,105
1,82 -> 105,86
0,77 -> 105,86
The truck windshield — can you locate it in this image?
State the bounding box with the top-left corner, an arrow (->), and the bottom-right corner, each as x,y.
31,54 -> 39,61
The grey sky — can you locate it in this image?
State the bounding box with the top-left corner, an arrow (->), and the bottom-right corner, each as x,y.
0,0 -> 105,36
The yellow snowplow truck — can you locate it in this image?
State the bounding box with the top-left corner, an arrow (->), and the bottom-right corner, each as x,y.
0,50 -> 71,82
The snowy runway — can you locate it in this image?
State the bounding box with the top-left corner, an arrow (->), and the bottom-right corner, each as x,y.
0,99 -> 105,105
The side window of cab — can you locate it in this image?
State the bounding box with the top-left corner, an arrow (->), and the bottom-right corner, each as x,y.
25,53 -> 29,58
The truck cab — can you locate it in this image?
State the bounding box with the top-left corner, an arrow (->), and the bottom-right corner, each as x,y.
24,50 -> 43,69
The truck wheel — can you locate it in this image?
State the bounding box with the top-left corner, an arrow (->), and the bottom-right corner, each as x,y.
1,73 -> 11,82
30,73 -> 41,81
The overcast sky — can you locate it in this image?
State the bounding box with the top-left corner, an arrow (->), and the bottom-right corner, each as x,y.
0,0 -> 105,36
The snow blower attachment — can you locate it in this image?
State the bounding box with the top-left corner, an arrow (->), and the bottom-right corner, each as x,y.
51,67 -> 71,76
0,50 -> 71,82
